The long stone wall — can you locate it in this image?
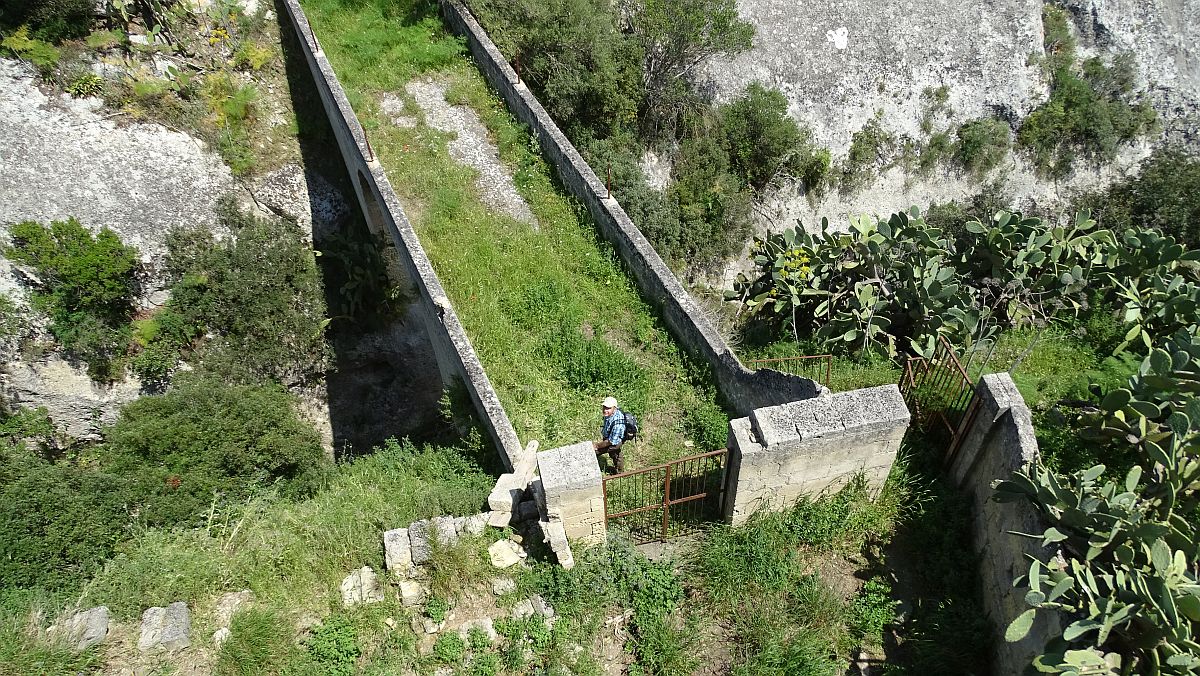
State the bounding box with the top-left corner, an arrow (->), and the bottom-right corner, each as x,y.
948,373 -> 1060,674
437,0 -> 822,415
722,385 -> 911,525
277,0 -> 524,470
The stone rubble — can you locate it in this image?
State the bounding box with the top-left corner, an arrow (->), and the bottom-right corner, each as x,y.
340,566 -> 385,607
488,539 -> 522,569
52,606 -> 109,652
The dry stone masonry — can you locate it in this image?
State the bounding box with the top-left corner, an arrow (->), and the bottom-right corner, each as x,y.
723,385 -> 911,526
537,442 -> 606,548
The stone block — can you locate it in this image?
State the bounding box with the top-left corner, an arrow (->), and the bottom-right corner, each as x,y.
432,515 -> 459,547
399,579 -> 426,607
537,442 -> 601,497
488,473 -> 526,513
384,528 -> 413,576
488,509 -> 514,527
340,566 -> 385,607
463,513 -> 489,535
408,520 -> 433,564
488,539 -> 522,568
138,601 -> 190,652
57,606 -> 109,652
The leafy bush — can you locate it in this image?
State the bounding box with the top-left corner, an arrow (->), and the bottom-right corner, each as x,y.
670,133 -> 752,269
216,609 -> 298,676
842,114 -> 895,191
426,596 -> 450,624
305,616 -> 360,676
433,632 -> 466,664
4,218 -> 139,381
954,117 -> 1010,175
719,84 -> 826,191
733,208 -> 1200,359
469,0 -> 642,142
849,578 -> 896,643
1081,147 -> 1200,248
0,463 -> 133,590
146,203 -> 330,384
1018,7 -> 1155,177
101,375 -> 329,526
66,73 -> 104,98
997,331 -> 1200,673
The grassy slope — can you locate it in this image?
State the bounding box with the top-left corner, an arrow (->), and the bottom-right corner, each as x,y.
297,0 -> 729,466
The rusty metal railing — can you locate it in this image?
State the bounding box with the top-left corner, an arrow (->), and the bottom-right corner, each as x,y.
747,354 -> 834,389
602,449 -> 728,543
899,335 -> 981,463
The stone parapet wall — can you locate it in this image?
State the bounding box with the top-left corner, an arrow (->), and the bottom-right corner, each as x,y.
278,0 -> 524,470
948,373 -> 1060,673
723,385 -> 910,526
437,0 -> 822,415
537,442 -> 606,547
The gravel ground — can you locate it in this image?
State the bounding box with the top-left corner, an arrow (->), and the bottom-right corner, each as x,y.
404,78 -> 538,227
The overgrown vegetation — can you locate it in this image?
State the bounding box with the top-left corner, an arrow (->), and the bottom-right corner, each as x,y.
1018,5 -> 1156,177
467,0 -> 826,271
300,0 -> 731,465
5,218 -> 139,381
1078,146 -> 1200,248
997,331 -> 1200,672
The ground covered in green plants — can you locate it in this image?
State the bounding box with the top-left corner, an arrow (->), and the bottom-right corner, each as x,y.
298,0 -> 732,466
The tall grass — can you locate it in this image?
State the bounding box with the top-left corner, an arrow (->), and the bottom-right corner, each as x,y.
78,437 -> 492,619
297,0 -> 731,467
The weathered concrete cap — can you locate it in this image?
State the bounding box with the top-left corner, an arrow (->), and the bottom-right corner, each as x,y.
537,442 -> 601,494
750,384 -> 909,447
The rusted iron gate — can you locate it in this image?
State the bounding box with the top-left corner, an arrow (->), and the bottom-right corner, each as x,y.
747,354 -> 834,389
602,449 -> 728,543
899,335 -> 981,463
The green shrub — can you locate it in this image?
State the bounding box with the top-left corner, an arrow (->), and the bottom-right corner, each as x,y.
433,632 -> 466,664
954,118 -> 1010,175
216,609 -> 298,676
426,596 -> 450,624
631,611 -> 700,676
0,463 -> 132,590
157,203 -> 330,383
66,72 -> 104,98
842,114 -> 895,190
849,578 -> 896,643
1018,7 -> 1155,176
4,218 -> 138,381
670,133 -> 752,269
101,375 -> 329,526
305,616 -> 360,676
468,652 -> 501,676
719,83 -> 826,191
1080,147 -> 1200,248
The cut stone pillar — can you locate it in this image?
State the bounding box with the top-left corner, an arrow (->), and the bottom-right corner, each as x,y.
537,441 -> 605,546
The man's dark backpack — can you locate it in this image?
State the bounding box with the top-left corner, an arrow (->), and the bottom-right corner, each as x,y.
622,411 -> 639,442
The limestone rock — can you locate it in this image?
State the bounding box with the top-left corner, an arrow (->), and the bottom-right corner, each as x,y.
214,590 -> 254,628
252,163 -> 349,242
383,528 -> 413,576
432,515 -> 459,547
408,520 -> 433,565
491,577 -> 516,596
55,606 -> 109,652
399,579 -> 426,607
511,599 -> 535,619
212,627 -> 231,647
464,513 -> 489,535
138,602 -> 190,652
423,617 -> 445,634
340,566 -> 385,607
457,618 -> 498,644
530,594 -> 555,618
488,539 -> 522,569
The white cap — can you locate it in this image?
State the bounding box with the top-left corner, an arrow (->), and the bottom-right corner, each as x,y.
601,396 -> 618,408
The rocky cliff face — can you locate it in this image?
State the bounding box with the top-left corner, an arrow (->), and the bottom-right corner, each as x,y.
708,0 -> 1199,284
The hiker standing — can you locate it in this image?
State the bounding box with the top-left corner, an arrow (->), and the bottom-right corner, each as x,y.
594,396 -> 626,473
